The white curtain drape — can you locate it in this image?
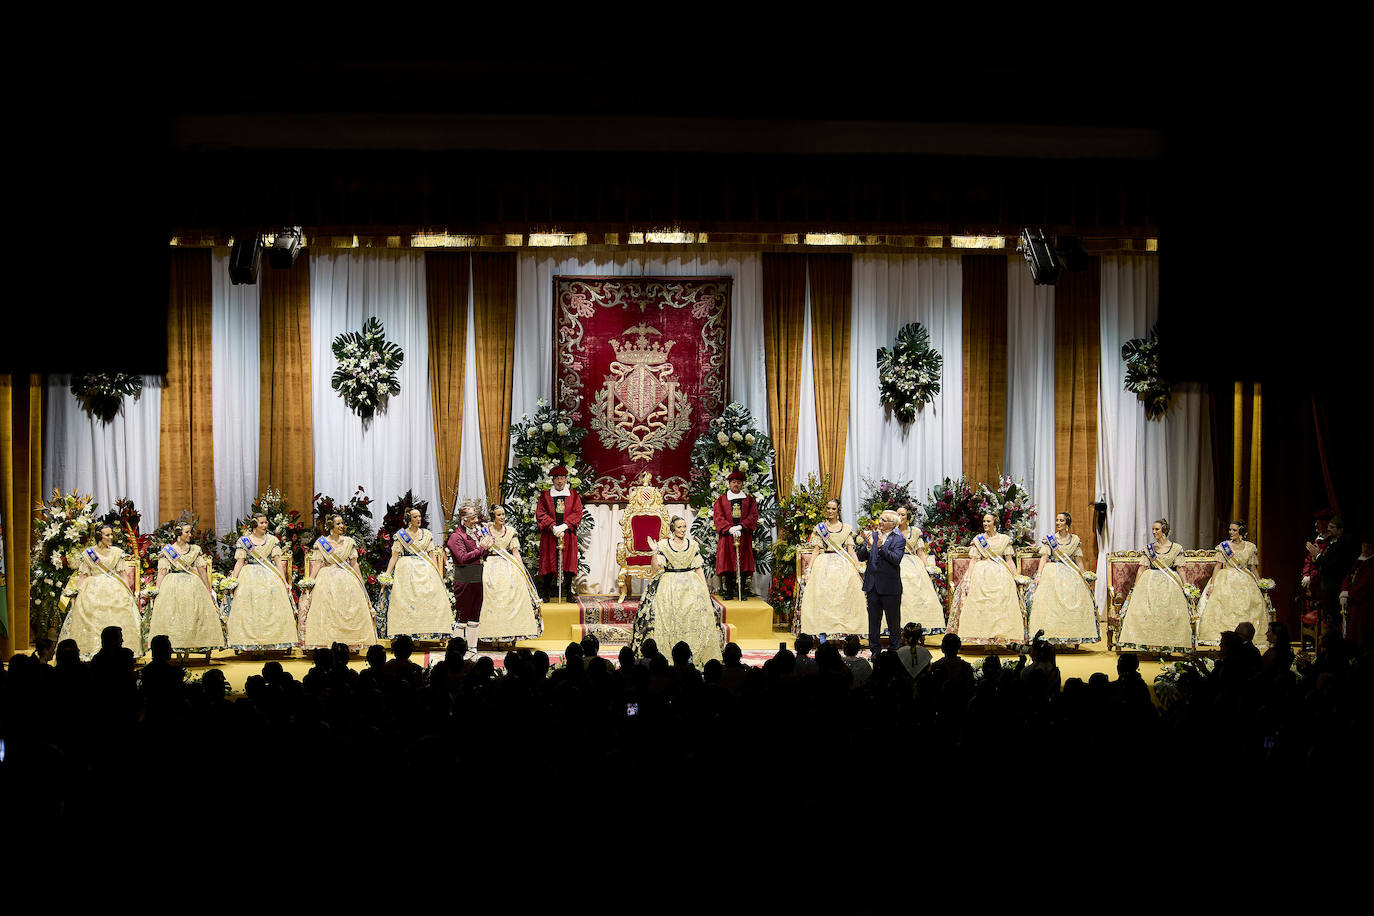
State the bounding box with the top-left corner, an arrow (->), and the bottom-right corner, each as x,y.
514,251 -> 764,594
453,264 -> 486,519
844,253 -> 963,525
44,375 -> 163,531
310,250 -> 443,535
211,248 -> 261,534
1095,255 -> 1212,601
1004,256 -> 1057,531
794,271 -> 823,490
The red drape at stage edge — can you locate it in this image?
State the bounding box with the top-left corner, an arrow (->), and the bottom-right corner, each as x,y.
554,277 -> 731,502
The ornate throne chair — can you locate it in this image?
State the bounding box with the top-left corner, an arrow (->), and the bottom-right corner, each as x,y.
1105,550 -> 1145,649
943,547 -> 973,614
616,479 -> 670,601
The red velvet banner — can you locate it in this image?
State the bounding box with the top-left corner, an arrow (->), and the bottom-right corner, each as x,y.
554,276 -> 731,502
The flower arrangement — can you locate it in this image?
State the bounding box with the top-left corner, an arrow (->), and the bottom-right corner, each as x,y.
296,577 -> 316,590
876,322 -> 943,422
377,572 -> 395,588
70,372 -> 142,423
768,473 -> 832,626
330,316 -> 404,419
916,475 -> 1037,605
686,403 -> 777,578
214,575 -> 238,594
857,477 -> 916,530
1153,654 -> 1214,707
500,398 -> 597,579
1257,577 -> 1276,591
140,585 -> 159,600
30,490 -> 101,638
1122,324 -> 1170,420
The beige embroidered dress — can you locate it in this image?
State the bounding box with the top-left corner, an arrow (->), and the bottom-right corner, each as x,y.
948,533 -> 1026,646
1195,539 -> 1269,646
58,545 -> 144,660
148,544 -> 226,653
301,535 -> 376,648
1026,534 -> 1100,645
386,527 -> 453,639
629,537 -> 725,664
1117,542 -> 1193,653
796,523 -> 866,638
897,524 -> 946,634
227,533 -> 299,650
477,526 -> 543,642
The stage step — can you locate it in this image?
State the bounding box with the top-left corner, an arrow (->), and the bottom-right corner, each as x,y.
514,596 -> 775,649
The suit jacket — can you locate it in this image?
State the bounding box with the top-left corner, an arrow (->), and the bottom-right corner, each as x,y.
855,528 -> 906,596
445,526 -> 487,584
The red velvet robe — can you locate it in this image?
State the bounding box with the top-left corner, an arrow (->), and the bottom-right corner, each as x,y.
446,526 -> 488,624
712,492 -> 758,575
536,489 -> 583,575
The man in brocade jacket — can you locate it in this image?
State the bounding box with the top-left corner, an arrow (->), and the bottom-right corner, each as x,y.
536,467 -> 582,600
712,471 -> 758,600
446,501 -> 492,645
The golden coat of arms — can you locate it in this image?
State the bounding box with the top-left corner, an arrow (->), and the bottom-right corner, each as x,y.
590,324 -> 693,462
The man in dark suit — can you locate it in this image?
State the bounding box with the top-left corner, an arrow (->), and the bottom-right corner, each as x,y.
854,509 -> 906,657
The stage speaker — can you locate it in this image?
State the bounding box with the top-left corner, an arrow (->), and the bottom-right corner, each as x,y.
229,237 -> 262,285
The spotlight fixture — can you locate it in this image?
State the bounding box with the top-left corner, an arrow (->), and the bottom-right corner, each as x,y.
268,226 -> 303,269
1019,228 -> 1061,286
229,235 -> 263,286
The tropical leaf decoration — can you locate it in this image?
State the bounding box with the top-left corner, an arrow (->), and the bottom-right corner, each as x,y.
331,316 -> 404,419
70,373 -> 142,423
1122,324 -> 1170,420
877,322 -> 943,423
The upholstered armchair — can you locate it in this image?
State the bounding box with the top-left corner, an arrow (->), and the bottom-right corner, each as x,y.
943,547 -> 973,613
1105,551 -> 1145,648
616,481 -> 670,601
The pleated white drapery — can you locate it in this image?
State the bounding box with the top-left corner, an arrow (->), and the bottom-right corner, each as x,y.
512,251 -> 766,593
211,248 -> 261,535
844,254 -> 964,526
310,250 -> 443,536
453,264 -> 486,517
1094,255 -> 1214,602
1004,256 -> 1057,532
44,375 -> 163,530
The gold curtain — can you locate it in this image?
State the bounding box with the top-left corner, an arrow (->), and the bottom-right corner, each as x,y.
425,252 -> 470,518
159,249 -> 216,529
473,253 -> 517,507
961,255 -> 1008,489
2,374 -> 43,654
762,254 -> 807,501
807,254 -> 853,500
1230,381 -> 1263,543
257,253 -> 313,517
1053,264 -> 1101,573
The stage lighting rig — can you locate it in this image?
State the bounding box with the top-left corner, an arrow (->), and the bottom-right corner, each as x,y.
267,227 -> 303,269
228,235 -> 262,286
1019,228 -> 1061,286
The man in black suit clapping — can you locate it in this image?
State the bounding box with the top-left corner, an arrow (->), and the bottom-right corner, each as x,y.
855,509 -> 906,658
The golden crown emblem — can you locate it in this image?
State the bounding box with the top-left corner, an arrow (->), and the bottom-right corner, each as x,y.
610,324 -> 676,367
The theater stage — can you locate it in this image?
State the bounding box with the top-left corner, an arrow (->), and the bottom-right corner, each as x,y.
150,597 -> 1156,695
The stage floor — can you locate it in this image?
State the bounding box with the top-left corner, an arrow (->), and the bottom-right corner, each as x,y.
165,632 -> 1146,695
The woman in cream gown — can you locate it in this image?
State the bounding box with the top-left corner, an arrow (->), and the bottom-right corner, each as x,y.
1025,512 -> 1100,646
630,516 -> 725,664
476,505 -> 544,643
147,523 -> 226,657
1195,520 -> 1269,647
894,505 -> 945,635
1117,518 -> 1194,654
299,514 -> 377,649
226,513 -> 300,651
795,500 -> 866,638
58,524 -> 145,660
948,513 -> 1026,647
383,508 -> 454,640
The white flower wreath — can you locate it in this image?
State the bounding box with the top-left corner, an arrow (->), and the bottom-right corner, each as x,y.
330,317 -> 404,419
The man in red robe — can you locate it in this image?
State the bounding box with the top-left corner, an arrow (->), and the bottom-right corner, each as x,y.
446,501 -> 492,644
712,471 -> 758,600
536,467 -> 583,600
